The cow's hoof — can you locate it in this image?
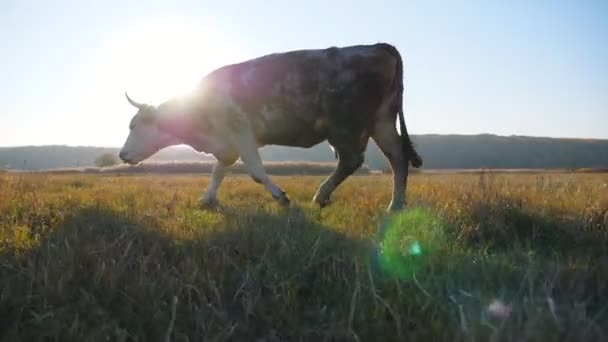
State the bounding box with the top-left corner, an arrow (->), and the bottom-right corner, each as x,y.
387,201 -> 406,213
312,195 -> 331,209
278,196 -> 291,207
273,189 -> 291,207
198,197 -> 219,209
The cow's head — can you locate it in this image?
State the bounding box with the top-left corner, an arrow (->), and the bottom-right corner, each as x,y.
119,92 -> 181,165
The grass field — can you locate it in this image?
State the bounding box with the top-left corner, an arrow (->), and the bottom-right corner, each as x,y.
1,172 -> 607,341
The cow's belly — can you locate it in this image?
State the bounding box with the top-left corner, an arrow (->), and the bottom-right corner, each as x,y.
254,114 -> 328,148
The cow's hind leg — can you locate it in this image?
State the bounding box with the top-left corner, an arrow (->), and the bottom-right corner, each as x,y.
313,143 -> 365,208
372,121 -> 410,212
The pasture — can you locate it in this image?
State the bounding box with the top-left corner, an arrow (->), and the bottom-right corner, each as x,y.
1,172 -> 607,341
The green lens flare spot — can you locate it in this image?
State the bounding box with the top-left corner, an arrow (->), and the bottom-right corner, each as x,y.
374,207 -> 446,281
409,240 -> 422,255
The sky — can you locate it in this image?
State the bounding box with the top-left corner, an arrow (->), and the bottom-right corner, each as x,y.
1,0 -> 607,147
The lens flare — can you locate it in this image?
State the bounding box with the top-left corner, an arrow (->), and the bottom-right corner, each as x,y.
409,240 -> 422,255
373,207 -> 446,281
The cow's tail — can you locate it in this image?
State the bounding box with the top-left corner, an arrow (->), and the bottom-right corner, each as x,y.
380,43 -> 422,168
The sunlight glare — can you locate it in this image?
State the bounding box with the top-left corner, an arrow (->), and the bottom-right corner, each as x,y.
73,18 -> 243,146
102,20 -> 237,104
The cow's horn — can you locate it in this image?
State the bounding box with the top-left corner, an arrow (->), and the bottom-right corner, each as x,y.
125,92 -> 145,109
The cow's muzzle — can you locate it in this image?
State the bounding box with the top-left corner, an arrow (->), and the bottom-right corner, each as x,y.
119,151 -> 139,165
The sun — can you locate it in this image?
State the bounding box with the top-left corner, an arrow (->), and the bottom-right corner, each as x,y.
89,18 -> 240,106
71,18 -> 243,146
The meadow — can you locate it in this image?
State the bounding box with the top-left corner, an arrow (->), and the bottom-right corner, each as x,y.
1,172 -> 607,341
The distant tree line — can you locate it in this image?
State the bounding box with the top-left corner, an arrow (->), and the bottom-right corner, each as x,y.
1,134 -> 608,171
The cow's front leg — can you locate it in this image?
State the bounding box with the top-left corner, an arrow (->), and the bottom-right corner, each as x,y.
236,139 -> 290,206
199,161 -> 227,207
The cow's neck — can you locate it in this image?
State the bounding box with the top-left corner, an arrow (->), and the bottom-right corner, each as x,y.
156,93 -> 235,161
156,111 -> 218,157
156,101 -> 201,145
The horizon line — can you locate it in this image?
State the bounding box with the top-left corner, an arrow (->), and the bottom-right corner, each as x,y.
1,132 -> 608,149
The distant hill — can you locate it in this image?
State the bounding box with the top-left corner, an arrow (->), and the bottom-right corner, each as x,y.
1,134 -> 607,171
0,145 -> 211,170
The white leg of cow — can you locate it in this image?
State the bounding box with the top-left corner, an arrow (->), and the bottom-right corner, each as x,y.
199,161 -> 227,207
236,139 -> 290,206
372,122 -> 409,212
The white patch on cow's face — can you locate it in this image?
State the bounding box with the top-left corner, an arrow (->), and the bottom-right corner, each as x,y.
119,109 -> 179,165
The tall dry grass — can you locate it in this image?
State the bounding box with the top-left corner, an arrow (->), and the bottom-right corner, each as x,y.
0,172 -> 607,341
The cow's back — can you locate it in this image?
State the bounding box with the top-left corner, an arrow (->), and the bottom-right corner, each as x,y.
202,44 -> 400,147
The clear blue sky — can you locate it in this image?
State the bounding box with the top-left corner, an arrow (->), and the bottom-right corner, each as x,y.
1,0 -> 607,147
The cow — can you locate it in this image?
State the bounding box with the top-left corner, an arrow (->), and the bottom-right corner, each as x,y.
119,43 -> 422,212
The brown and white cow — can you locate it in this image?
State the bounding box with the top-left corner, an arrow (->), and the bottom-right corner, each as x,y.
119,43 -> 422,212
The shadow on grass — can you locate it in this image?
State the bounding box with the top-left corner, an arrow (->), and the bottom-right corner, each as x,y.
2,202 -> 607,341
0,204 -> 399,341
456,196 -> 608,259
